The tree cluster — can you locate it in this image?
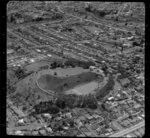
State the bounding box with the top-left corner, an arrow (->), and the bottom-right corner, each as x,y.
96,75 -> 115,100
50,61 -> 64,69
50,59 -> 95,69
7,13 -> 23,23
55,93 -> 98,109
7,79 -> 16,95
33,101 -> 60,114
84,4 -> 107,17
14,67 -> 32,80
51,12 -> 63,20
64,59 -> 95,69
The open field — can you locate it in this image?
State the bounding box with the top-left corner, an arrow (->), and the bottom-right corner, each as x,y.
65,81 -> 99,95
37,67 -> 101,94
24,60 -> 53,72
37,67 -> 89,77
52,67 -> 89,77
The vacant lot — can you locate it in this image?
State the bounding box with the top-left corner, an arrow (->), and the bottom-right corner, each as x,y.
37,71 -> 99,94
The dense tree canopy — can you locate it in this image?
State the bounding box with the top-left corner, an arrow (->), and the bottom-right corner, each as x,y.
34,101 -> 60,114
55,93 -> 98,110
96,75 -> 115,100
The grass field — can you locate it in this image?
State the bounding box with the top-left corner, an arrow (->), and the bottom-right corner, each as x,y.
25,61 -> 51,72
37,71 -> 99,93
53,67 -> 88,77
65,81 -> 99,95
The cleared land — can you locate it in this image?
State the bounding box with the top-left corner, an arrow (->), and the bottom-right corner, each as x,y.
37,67 -> 100,94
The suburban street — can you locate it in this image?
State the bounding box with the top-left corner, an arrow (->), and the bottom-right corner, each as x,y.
7,2 -> 145,136
109,121 -> 145,137
57,5 -> 131,33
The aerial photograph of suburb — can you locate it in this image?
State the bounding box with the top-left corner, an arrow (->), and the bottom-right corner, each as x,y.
7,1 -> 145,137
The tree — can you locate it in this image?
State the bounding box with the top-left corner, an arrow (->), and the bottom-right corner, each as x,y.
9,15 -> 15,23
86,95 -> 97,109
49,105 -> 60,114
35,17 -> 43,21
33,101 -> 60,114
54,72 -> 57,76
65,95 -> 77,108
15,67 -> 26,79
85,4 -> 93,12
76,95 -> 84,107
55,96 -> 66,109
64,83 -> 68,87
50,62 -> 57,69
96,75 -> 115,100
22,106 -> 27,111
98,11 -> 106,17
132,41 -> 139,47
114,16 -> 118,21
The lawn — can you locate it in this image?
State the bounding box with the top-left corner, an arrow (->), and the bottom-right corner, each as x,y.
65,81 -> 99,95
37,71 -> 99,93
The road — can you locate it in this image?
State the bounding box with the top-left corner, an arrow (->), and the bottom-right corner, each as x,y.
109,121 -> 145,137
7,19 -> 68,30
7,121 -> 43,132
83,124 -> 98,137
111,121 -> 124,130
7,100 -> 26,117
36,71 -> 56,97
57,5 -> 131,33
7,4 -> 31,16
